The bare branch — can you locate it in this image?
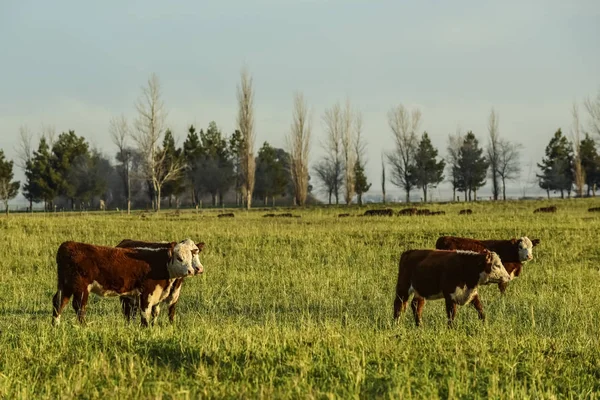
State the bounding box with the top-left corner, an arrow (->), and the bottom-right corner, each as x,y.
387,104 -> 420,202
236,67 -> 256,209
14,125 -> 34,170
584,88 -> 600,137
287,91 -> 312,206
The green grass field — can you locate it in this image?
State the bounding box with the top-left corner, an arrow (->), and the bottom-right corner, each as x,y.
1,200 -> 600,399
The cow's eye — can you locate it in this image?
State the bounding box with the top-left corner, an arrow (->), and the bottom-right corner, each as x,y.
177,256 -> 183,262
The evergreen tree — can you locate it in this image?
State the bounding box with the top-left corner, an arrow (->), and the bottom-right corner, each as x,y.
51,131 -> 89,208
183,125 -> 203,206
353,161 -> 371,206
254,142 -> 290,205
456,131 -> 488,201
161,129 -> 185,207
537,129 -> 574,198
410,132 -> 445,202
24,137 -> 58,210
0,150 -> 20,215
580,133 -> 600,196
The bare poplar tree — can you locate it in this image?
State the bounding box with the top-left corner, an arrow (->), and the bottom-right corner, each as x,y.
486,108 -> 501,200
585,88 -> 600,137
387,104 -> 421,202
497,139 -> 521,200
15,125 -> 34,170
287,92 -> 312,206
341,100 -> 357,205
446,128 -> 464,201
381,153 -> 386,204
571,103 -> 585,197
110,115 -> 132,214
237,68 -> 256,209
322,103 -> 344,204
132,73 -> 182,212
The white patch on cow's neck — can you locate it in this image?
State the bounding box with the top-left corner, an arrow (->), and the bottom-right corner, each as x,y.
126,247 -> 163,252
455,250 -> 480,255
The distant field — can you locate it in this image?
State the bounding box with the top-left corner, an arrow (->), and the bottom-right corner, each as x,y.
1,199 -> 600,399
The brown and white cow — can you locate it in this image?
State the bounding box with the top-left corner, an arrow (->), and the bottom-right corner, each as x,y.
393,249 -> 511,327
533,206 -> 557,213
435,235 -> 540,293
115,239 -> 205,324
52,239 -> 203,326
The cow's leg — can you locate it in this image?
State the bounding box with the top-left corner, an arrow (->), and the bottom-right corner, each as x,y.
121,297 -> 136,322
470,294 -> 485,321
151,305 -> 160,325
411,296 -> 425,327
52,289 -> 72,325
445,297 -> 457,328
497,282 -> 508,294
72,290 -> 90,324
168,301 -> 178,323
393,281 -> 410,321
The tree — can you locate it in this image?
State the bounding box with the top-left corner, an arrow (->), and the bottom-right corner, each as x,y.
446,129 -> 464,201
0,150 -> 20,215
254,142 -> 290,205
353,115 -> 370,206
321,103 -> 345,204
387,104 -> 420,202
132,73 -> 183,211
193,122 -> 235,206
570,103 -> 585,197
585,88 -> 600,137
341,101 -> 357,205
69,149 -> 111,208
456,131 -> 488,201
237,68 -> 256,209
580,134 -> 600,196
537,129 -> 574,198
486,109 -> 501,200
14,125 -> 35,211
24,137 -> 57,210
287,92 -> 312,206
183,125 -> 203,206
110,115 -> 133,213
160,130 -> 186,208
51,131 -> 90,209
497,139 -> 521,200
229,129 -> 244,206
313,159 -> 341,205
410,132 -> 445,202
381,153 -> 386,204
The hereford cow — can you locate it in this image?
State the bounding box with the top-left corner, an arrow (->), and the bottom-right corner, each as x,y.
459,209 -> 473,215
52,239 -> 203,326
533,206 -> 557,213
435,235 -> 540,293
430,211 -> 446,215
393,249 -> 511,327
218,213 -> 235,218
116,239 -> 205,324
588,207 -> 600,212
364,209 -> 394,217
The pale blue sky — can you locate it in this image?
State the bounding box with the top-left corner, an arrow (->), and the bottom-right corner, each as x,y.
1,0 -> 599,201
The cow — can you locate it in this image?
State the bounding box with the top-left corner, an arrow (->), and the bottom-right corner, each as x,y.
533,206 -> 557,213
52,239 -> 203,327
364,209 -> 394,217
398,208 -> 418,216
393,249 -> 511,327
435,235 -> 540,293
116,239 -> 205,324
217,213 -> 235,218
416,209 -> 431,216
459,209 -> 473,215
430,211 -> 446,215
588,207 -> 600,212
338,213 -> 351,218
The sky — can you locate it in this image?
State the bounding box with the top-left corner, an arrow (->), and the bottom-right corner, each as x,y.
1,0 -> 599,203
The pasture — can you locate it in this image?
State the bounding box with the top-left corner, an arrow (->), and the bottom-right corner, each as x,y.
1,200 -> 599,399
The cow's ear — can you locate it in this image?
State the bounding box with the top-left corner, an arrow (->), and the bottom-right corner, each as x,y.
532,239 -> 540,247
511,239 -> 518,245
168,242 -> 176,259
196,242 -> 205,252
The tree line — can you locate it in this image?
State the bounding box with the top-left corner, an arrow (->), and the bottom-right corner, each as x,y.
1,73 -> 599,213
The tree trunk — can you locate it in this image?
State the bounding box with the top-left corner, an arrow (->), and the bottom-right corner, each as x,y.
212,194 -> 217,207
502,177 -> 507,200
546,189 -> 550,199
328,191 -> 332,205
127,199 -> 131,215
246,191 -> 252,209
155,186 -> 161,212
29,198 -> 33,213
405,189 -> 410,204
474,188 -> 477,202
423,187 -> 428,203
560,189 -> 564,199
5,203 -> 8,216
358,193 -> 363,206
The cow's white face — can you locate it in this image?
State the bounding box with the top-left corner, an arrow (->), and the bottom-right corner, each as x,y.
517,237 -> 534,262
168,239 -> 204,278
480,251 -> 511,284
